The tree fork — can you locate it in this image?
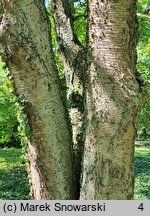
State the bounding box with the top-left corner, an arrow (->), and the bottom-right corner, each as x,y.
49,0 -> 87,197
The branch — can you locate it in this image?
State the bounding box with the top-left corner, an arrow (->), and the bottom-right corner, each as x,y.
137,13 -> 150,19
49,3 -> 86,195
61,0 -> 74,21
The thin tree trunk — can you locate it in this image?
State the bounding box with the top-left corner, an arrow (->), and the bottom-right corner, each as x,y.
0,0 -> 76,199
49,0 -> 86,196
80,0 -> 146,200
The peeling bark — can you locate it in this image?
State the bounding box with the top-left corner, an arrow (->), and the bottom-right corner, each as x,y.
0,0 -> 76,199
49,0 -> 86,196
80,0 -> 146,200
0,0 -> 146,200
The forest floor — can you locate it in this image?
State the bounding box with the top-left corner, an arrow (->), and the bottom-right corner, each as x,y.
0,146 -> 150,200
134,146 -> 150,200
0,148 -> 31,199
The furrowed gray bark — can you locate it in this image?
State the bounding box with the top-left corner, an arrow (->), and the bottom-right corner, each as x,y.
80,0 -> 146,200
0,0 -> 76,199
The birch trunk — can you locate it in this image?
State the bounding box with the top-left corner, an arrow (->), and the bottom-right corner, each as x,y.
80,0 -> 146,200
0,0 -> 146,200
0,0 -> 76,199
49,0 -> 86,196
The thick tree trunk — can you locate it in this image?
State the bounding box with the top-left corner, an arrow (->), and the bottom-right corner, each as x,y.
0,0 -> 146,200
0,0 -> 76,199
80,0 -> 146,199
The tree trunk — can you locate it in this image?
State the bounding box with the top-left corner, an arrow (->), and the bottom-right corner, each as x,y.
49,0 -> 86,197
80,0 -> 146,200
0,0 -> 146,200
0,0 -> 76,200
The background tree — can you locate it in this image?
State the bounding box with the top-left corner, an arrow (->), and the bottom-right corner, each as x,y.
0,0 -> 146,199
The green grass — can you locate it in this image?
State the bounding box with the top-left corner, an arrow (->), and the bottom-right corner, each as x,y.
0,147 -> 150,199
0,147 -> 31,199
134,147 -> 150,200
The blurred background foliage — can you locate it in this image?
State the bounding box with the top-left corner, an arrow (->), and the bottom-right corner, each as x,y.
136,0 -> 150,139
0,60 -> 30,149
0,61 -> 20,147
0,0 -> 150,150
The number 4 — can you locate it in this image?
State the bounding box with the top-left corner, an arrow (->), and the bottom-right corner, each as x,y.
138,203 -> 144,211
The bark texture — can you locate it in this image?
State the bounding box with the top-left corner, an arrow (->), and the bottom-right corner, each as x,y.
0,0 -> 76,199
49,0 -> 86,196
80,0 -> 146,199
0,0 -> 146,200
